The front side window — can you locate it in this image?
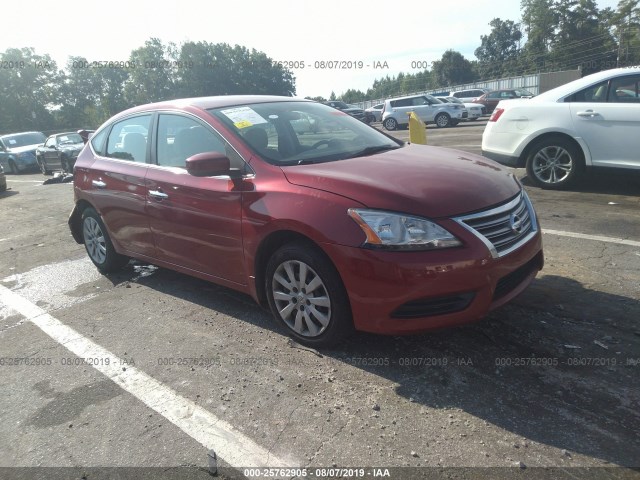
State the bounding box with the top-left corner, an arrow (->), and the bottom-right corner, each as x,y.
106,115 -> 151,162
45,137 -> 57,148
156,114 -> 235,168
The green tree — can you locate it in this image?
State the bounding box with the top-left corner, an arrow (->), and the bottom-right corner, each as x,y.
0,48 -> 58,132
175,42 -> 295,97
520,0 -> 557,71
612,0 -> 640,66
124,38 -> 177,105
475,18 -> 523,79
431,50 -> 475,87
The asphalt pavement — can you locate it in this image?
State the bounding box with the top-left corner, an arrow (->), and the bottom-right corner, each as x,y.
1,121 -> 639,480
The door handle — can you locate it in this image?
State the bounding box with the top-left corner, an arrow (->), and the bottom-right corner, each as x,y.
92,180 -> 106,189
149,189 -> 169,200
577,110 -> 599,118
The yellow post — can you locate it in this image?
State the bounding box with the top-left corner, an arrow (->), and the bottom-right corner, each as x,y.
408,111 -> 427,145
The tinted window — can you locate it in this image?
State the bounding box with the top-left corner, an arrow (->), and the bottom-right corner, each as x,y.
90,128 -> 108,156
488,92 -> 501,99
156,114 -> 231,168
608,75 -> 640,103
566,81 -> 608,103
390,98 -> 412,107
1,132 -> 46,148
106,115 -> 151,162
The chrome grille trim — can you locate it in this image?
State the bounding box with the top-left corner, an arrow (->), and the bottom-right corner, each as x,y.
453,191 -> 538,258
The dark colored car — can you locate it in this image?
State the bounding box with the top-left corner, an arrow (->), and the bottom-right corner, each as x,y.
472,89 -> 534,114
323,100 -> 366,122
69,95 -> 543,347
0,131 -> 46,173
36,132 -> 86,174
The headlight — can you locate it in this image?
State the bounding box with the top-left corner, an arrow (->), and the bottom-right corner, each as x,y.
348,209 -> 462,250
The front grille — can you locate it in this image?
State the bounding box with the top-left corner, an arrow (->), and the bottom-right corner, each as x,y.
493,252 -> 543,301
454,192 -> 538,258
392,292 -> 475,319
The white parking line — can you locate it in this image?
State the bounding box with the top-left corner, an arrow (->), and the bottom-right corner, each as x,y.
6,180 -> 43,183
0,284 -> 295,469
543,229 -> 640,247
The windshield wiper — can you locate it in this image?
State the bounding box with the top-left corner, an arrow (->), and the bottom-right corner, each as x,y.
347,145 -> 399,158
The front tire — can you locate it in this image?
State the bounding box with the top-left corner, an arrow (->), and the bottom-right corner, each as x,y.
38,157 -> 52,175
265,242 -> 353,347
525,136 -> 583,189
435,113 -> 451,128
81,207 -> 129,273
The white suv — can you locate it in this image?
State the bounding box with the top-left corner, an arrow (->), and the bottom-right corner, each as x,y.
381,94 -> 464,130
482,67 -> 640,189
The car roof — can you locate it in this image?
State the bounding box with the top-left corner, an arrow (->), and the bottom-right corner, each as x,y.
1,131 -> 44,139
118,95 -> 309,117
534,66 -> 640,101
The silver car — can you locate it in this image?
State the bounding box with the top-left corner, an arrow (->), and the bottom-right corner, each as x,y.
381,94 -> 464,130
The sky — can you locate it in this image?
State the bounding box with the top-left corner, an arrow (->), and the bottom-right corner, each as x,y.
2,0 -> 622,98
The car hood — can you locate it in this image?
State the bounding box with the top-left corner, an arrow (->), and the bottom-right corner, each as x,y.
6,144 -> 41,153
281,144 -> 521,218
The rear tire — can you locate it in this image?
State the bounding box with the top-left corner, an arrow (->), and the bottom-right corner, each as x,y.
9,160 -> 18,174
265,242 -> 353,348
383,118 -> 398,131
39,158 -> 52,175
81,207 -> 129,273
525,136 -> 583,190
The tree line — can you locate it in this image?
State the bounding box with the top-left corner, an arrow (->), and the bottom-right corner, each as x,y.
0,39 -> 295,133
334,0 -> 640,103
1,0 -> 639,132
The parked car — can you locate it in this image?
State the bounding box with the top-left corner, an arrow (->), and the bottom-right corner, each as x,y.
323,101 -> 366,122
35,132 -> 86,174
381,94 -> 464,130
450,88 -> 491,103
365,103 -> 384,122
69,95 -> 543,347
473,89 -> 534,114
0,165 -> 6,192
482,67 -> 640,189
436,96 -> 484,120
0,131 -> 46,174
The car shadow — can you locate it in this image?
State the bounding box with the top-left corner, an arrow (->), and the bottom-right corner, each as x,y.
521,168 -> 640,196
106,265 -> 640,468
0,189 -> 19,198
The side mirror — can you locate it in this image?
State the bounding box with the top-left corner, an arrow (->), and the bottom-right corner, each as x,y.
186,152 -> 231,177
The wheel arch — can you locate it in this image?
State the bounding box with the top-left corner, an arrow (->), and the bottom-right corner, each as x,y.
253,230 -> 335,308
519,131 -> 589,168
68,199 -> 96,244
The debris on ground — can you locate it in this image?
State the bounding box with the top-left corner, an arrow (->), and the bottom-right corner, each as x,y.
43,173 -> 73,185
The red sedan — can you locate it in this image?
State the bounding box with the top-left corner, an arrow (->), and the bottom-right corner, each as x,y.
69,96 -> 543,347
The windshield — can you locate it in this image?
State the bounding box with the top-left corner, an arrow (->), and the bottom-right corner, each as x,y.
209,101 -> 402,166
57,133 -> 84,145
1,132 -> 46,148
515,89 -> 534,97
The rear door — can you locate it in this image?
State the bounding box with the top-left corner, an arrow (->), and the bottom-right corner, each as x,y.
85,114 -> 155,257
568,74 -> 640,167
145,113 -> 246,285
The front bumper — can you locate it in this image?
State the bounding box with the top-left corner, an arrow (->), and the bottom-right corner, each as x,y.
322,231 -> 543,335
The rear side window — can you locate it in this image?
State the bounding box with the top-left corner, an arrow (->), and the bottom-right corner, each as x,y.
90,129 -> 107,155
106,115 -> 152,162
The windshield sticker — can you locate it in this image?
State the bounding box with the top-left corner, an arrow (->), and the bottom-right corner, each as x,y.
220,106 -> 268,129
8,139 -> 16,145
268,115 -> 279,119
